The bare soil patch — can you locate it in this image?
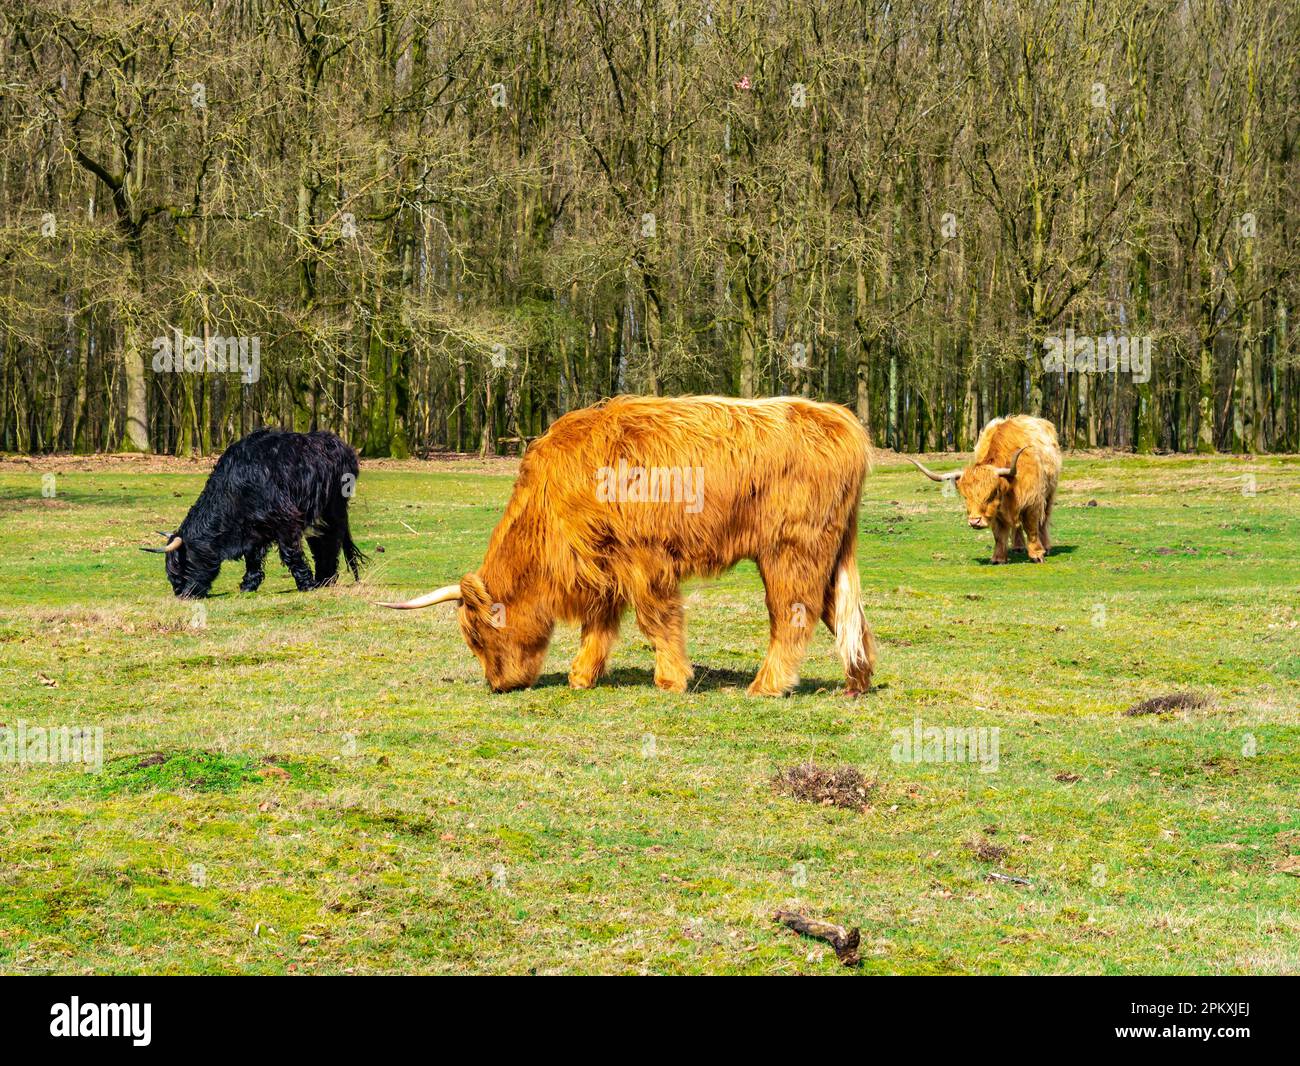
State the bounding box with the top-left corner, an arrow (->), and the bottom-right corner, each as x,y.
1124,692 -> 1209,717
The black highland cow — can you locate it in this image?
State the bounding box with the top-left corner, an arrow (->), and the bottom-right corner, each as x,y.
142,429 -> 366,598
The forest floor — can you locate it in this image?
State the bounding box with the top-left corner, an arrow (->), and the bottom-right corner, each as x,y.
1,452 -> 1297,974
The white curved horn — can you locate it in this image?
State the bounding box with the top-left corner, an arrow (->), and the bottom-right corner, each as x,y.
142,535 -> 183,554
906,456 -> 960,483
377,584 -> 463,610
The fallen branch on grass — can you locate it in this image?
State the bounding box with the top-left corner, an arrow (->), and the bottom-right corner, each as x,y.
772,909 -> 861,966
985,871 -> 1033,887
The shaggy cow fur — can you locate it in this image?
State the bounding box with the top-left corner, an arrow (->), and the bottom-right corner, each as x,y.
381,395 -> 877,697
143,429 -> 365,597
909,415 -> 1062,563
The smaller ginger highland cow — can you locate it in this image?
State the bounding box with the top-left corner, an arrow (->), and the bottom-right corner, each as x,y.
908,415 -> 1062,564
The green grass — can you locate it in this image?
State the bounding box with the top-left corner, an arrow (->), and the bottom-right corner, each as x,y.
0,452 -> 1297,974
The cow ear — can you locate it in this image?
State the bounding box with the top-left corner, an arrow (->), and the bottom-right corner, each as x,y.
459,573 -> 492,613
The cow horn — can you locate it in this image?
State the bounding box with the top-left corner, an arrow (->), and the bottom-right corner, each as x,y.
141,535 -> 183,554
377,584 -> 463,609
906,456 -> 960,482
993,447 -> 1027,479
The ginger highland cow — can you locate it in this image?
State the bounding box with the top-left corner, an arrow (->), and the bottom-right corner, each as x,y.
380,396 -> 877,697
908,415 -> 1062,563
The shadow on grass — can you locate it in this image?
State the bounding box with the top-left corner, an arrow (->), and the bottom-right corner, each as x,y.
973,544 -> 1078,565
534,663 -> 861,695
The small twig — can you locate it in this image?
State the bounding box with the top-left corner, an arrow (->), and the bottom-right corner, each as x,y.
773,909 -> 861,966
399,521 -> 418,535
985,871 -> 1034,887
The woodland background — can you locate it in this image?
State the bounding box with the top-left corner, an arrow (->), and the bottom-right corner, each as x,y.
2,0 -> 1297,457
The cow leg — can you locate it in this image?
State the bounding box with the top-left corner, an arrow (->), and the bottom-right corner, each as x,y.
619,549 -> 692,693
1041,492 -> 1055,552
750,553 -> 825,697
240,543 -> 269,592
1022,508 -> 1047,563
632,589 -> 692,693
991,518 -> 1011,564
277,536 -> 316,591
307,534 -> 340,587
1013,525 -> 1026,551
569,602 -> 622,689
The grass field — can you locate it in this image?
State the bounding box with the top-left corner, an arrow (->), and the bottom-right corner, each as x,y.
1,450 -> 1297,975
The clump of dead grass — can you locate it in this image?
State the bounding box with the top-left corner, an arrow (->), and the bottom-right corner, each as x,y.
964,837 -> 1009,863
771,761 -> 875,812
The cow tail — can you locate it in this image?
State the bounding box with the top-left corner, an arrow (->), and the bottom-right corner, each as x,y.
339,516 -> 367,580
336,454 -> 367,580
829,522 -> 876,690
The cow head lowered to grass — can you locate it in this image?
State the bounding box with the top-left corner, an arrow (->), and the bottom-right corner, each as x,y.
908,414 -> 1062,563
380,395 -> 878,697
142,429 -> 366,597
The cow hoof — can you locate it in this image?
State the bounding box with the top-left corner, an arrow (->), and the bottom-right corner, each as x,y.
1029,555 -> 1045,563
655,675 -> 688,693
569,666 -> 607,689
746,681 -> 788,697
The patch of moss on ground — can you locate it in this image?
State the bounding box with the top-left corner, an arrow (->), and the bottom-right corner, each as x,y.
48,749 -> 319,798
